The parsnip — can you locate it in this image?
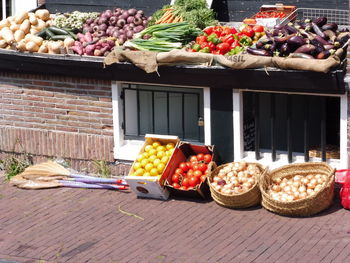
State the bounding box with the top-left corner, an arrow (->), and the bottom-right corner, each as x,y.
14,11 -> 29,24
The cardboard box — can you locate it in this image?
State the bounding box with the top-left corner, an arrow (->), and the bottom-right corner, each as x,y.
165,142 -> 217,199
126,134 -> 180,200
245,3 -> 296,27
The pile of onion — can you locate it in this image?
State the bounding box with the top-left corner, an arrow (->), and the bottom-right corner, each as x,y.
210,161 -> 261,195
268,174 -> 328,202
82,8 -> 150,45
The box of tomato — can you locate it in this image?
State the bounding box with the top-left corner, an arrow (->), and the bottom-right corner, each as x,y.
244,3 -> 296,27
165,142 -> 218,199
126,134 -> 180,200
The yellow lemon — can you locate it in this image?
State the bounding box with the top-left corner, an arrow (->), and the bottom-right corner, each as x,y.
149,148 -> 157,156
150,168 -> 158,176
166,143 -> 175,150
161,156 -> 169,164
140,159 -> 148,168
153,158 -> 161,166
157,163 -> 165,173
145,163 -> 153,172
157,151 -> 166,158
148,155 -> 157,163
156,146 -> 166,152
144,145 -> 153,152
152,141 -> 161,148
133,162 -> 141,170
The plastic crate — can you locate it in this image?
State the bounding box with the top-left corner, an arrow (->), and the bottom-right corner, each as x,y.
281,8 -> 350,26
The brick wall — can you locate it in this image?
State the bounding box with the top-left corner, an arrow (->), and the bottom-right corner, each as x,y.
0,71 -> 129,174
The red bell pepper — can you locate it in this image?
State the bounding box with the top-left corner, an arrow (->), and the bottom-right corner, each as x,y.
196,35 -> 208,45
231,40 -> 240,49
221,34 -> 235,46
207,42 -> 216,52
241,25 -> 255,38
222,27 -> 237,36
200,42 -> 209,49
203,26 -> 214,36
216,42 -> 231,55
252,25 -> 264,33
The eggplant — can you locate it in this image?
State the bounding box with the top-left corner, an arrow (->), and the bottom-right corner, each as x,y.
256,41 -> 264,49
246,47 -> 272,56
310,39 -> 325,53
285,25 -> 298,34
274,34 -> 295,44
289,53 -> 314,59
323,44 -> 334,50
272,29 -> 280,36
274,24 -> 285,30
316,50 -> 331,59
314,35 -> 329,45
311,22 -> 326,39
322,23 -> 338,32
312,16 -> 327,27
337,32 -> 350,46
294,44 -> 316,54
287,36 -> 305,47
263,42 -> 277,52
304,23 -> 313,32
323,30 -> 336,42
280,43 -> 291,56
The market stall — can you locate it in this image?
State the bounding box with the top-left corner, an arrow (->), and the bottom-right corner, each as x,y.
0,0 -> 350,215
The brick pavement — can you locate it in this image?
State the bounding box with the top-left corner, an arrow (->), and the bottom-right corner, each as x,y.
1,176 -> 350,263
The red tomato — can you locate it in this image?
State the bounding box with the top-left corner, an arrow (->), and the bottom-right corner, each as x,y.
189,176 -> 200,187
187,170 -> 194,178
241,26 -> 255,38
172,182 -> 180,189
196,153 -> 204,161
200,175 -> 206,182
179,162 -> 188,172
182,178 -> 190,187
200,42 -> 209,49
192,164 -> 200,171
203,154 -> 212,163
252,25 -> 264,33
179,186 -> 188,190
186,162 -> 192,170
216,42 -> 231,55
194,170 -> 202,178
190,156 -> 198,163
175,168 -> 184,175
207,42 -> 216,52
198,163 -> 208,173
171,173 -> 180,184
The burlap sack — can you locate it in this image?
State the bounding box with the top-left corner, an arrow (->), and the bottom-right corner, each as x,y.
157,49 -> 214,66
215,53 -> 274,69
104,48 -> 159,73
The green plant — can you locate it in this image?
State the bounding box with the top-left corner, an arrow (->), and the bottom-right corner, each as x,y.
93,160 -> 111,178
0,138 -> 33,181
0,154 -> 32,181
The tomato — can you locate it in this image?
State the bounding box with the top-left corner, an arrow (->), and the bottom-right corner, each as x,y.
187,169 -> 194,178
172,182 -> 180,189
171,173 -> 181,184
196,153 -> 204,161
200,175 -> 206,182
207,42 -> 216,52
175,168 -> 184,175
203,154 -> 212,163
200,42 -> 209,49
192,164 -> 200,171
189,156 -> 198,163
252,25 -> 264,33
179,186 -> 188,190
182,178 -> 190,187
198,163 -> 208,173
186,162 -> 192,170
189,176 -> 200,187
203,26 -> 214,35
194,170 -> 202,178
179,162 -> 189,172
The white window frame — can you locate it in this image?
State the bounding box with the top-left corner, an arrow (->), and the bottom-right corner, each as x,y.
112,81 -> 211,161
233,89 -> 348,169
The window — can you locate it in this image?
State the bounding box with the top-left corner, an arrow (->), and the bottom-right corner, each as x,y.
233,90 -> 348,169
112,82 -> 211,161
1,0 -> 12,20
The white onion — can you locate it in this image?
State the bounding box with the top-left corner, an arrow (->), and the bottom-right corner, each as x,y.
314,185 -> 322,192
213,177 -> 219,183
272,185 -> 281,192
307,189 -> 314,196
299,185 -> 306,193
293,175 -> 301,182
273,178 -> 282,185
248,178 -> 256,185
306,174 -> 314,180
317,178 -> 324,185
280,182 -> 287,188
315,174 -> 321,179
292,181 -> 300,188
299,192 -> 307,199
227,171 -> 234,178
301,178 -> 309,185
284,185 -> 292,193
287,195 -> 294,202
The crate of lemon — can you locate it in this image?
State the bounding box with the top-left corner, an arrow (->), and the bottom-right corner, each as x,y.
126,134 -> 180,200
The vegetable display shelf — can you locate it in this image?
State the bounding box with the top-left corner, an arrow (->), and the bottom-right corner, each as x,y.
0,48 -> 346,95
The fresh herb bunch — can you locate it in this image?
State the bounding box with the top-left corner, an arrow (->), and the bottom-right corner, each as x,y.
147,0 -> 217,29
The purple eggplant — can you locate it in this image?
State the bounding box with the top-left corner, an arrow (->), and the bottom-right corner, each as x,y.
316,50 -> 331,59
314,35 -> 329,45
285,25 -> 298,34
280,42 -> 291,56
323,44 -> 335,50
294,44 -> 316,54
322,23 -> 338,32
256,41 -> 264,49
274,34 -> 296,44
312,16 -> 327,27
247,47 -> 272,56
287,36 -> 305,47
312,22 -> 326,39
337,32 -> 350,46
289,53 -> 314,59
310,39 -> 325,53
323,30 -> 336,42
274,24 -> 285,30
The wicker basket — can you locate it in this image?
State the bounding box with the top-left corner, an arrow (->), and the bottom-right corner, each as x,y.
260,162 -> 335,217
208,162 -> 265,209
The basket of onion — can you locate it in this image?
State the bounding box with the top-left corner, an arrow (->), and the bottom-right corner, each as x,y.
260,162 -> 335,217
207,161 -> 265,209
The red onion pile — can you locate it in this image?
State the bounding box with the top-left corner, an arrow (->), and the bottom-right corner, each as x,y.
82,8 -> 150,45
